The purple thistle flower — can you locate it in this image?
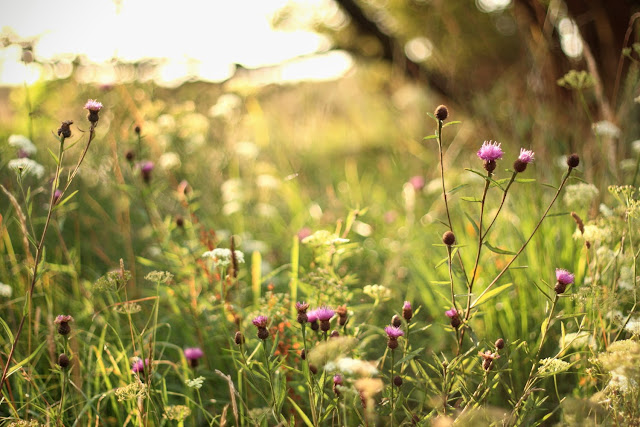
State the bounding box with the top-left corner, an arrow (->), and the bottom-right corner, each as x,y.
556,268 -> 575,285
477,141 -> 504,162
403,300 -> 413,322
252,315 -> 268,328
307,310 -> 318,323
296,301 -> 309,312
518,148 -> 535,164
333,374 -> 343,385
131,358 -> 149,373
140,161 -> 154,183
84,99 -> 103,111
184,347 -> 204,361
54,314 -> 74,324
403,301 -> 411,310
53,189 -> 63,205
315,307 -> 335,322
384,326 -> 405,339
444,308 -> 458,318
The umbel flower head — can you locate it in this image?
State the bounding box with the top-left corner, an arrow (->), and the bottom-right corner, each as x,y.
514,148 -> 535,173
54,315 -> 74,335
477,141 -> 503,173
184,347 -> 204,368
555,268 -> 575,294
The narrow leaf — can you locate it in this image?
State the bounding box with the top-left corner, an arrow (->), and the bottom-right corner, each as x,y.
483,241 -> 516,255
472,283 -> 513,308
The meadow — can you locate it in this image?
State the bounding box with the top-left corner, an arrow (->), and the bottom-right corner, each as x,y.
1,43 -> 640,426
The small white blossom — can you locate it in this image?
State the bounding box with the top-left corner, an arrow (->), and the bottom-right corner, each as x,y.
538,358 -> 571,376
592,121 -> 621,138
325,357 -> 378,376
624,318 -> 640,336
632,139 -> 640,154
202,248 -> 245,268
8,158 -> 45,178
186,376 -> 205,389
563,183 -> 599,208
363,284 -> 391,301
8,134 -> 37,155
0,282 -> 12,298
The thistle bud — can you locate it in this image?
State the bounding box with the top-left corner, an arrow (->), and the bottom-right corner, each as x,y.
393,375 -> 403,387
442,231 -> 455,246
58,353 -> 70,369
234,331 -> 245,345
495,338 -> 505,350
392,314 -> 402,328
435,105 -> 448,121
567,153 -> 580,169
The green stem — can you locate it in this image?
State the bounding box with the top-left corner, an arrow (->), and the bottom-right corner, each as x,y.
262,340 -> 276,411
390,349 -> 395,427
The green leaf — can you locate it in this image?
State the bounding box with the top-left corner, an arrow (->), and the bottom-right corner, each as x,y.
483,241 -> 516,255
447,183 -> 469,195
287,397 -> 314,427
47,148 -> 60,164
53,190 -> 79,209
442,120 -> 462,128
471,283 -> 513,308
461,197 -> 482,203
546,212 -> 570,218
423,134 -> 438,140
434,256 -> 450,269
6,341 -> 46,379
395,347 -> 425,366
0,316 -> 14,343
515,178 -> 536,183
464,212 -> 479,236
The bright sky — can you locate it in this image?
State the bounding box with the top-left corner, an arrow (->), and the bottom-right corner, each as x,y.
0,0 -> 352,86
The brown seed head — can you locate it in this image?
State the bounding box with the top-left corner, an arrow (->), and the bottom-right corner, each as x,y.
442,231 -> 456,246
567,153 -> 580,168
435,105 -> 449,121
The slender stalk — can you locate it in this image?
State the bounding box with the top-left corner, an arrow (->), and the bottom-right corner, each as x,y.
262,340 -> 276,411
467,168 -> 573,314
467,176 -> 491,300
481,172 -> 517,240
509,294 -> 559,424
0,134 -> 68,390
58,371 -> 68,426
390,349 -> 395,427
301,324 -> 319,426
437,121 -> 469,284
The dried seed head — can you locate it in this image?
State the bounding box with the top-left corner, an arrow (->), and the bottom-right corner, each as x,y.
571,212 -> 585,234
57,120 -> 73,139
435,105 -> 449,121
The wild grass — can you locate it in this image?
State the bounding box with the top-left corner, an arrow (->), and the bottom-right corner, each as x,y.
0,62 -> 639,426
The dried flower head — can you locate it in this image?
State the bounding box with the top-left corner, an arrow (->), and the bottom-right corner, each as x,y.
479,350 -> 500,370
57,120 -> 73,139
296,301 -> 310,324
115,381 -> 148,401
336,304 -> 348,326
58,353 -> 70,369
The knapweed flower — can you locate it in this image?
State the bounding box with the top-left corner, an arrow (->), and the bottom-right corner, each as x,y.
336,305 -> 348,326
85,99 -> 103,125
252,315 -> 269,340
384,325 -> 404,349
54,315 -> 74,335
53,189 -> 63,205
184,347 -> 204,368
477,141 -> 503,173
140,161 -> 154,183
132,358 -> 149,374
555,268 -> 575,294
316,306 -> 335,332
307,309 -> 319,331
445,308 -> 461,329
57,120 -> 73,138
296,301 -> 310,324
333,374 -> 343,396
479,350 -> 500,371
514,148 -> 535,172
403,301 -> 413,322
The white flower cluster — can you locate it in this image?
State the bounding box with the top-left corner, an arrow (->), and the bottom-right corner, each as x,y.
8,134 -> 37,156
202,248 -> 245,269
363,284 -> 391,301
538,358 -> 571,376
0,282 -> 12,298
186,376 -> 205,389
563,183 -> 599,208
324,357 -> 378,376
8,158 -> 44,179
